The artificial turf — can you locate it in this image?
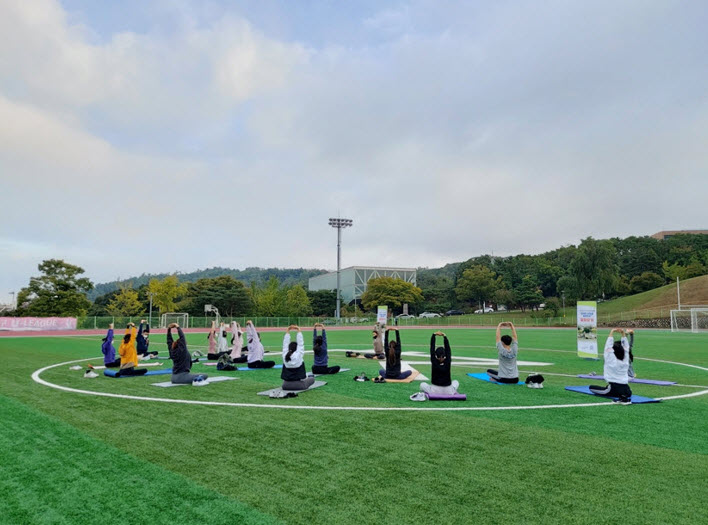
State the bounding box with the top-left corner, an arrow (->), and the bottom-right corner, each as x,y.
1,328 -> 707,524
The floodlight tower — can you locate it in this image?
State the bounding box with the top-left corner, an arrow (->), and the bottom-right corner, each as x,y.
328,217 -> 353,320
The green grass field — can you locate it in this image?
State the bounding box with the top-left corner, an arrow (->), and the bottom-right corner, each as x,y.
2,328 -> 707,524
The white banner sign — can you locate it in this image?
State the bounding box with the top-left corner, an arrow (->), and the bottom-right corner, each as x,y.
0,317 -> 77,331
377,306 -> 388,325
576,301 -> 598,359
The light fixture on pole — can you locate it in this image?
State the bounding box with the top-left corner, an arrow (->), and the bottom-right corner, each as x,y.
328,217 -> 353,320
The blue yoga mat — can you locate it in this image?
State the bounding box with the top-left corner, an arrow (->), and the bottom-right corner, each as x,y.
564,385 -> 659,404
577,375 -> 675,386
237,364 -> 283,371
467,372 -> 525,385
104,369 -> 173,377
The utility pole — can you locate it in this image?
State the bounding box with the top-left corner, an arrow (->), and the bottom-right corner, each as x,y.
328,217 -> 353,320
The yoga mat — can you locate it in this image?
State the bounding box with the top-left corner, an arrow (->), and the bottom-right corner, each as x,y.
313,368 -> 350,377
577,374 -> 676,386
257,380 -> 327,398
151,376 -> 238,387
104,368 -> 173,377
379,370 -> 420,383
238,364 -> 282,371
564,385 -> 659,404
467,372 -> 525,385
90,362 -> 163,370
425,392 -> 467,401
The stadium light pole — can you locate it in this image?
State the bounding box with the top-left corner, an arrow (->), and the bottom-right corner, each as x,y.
328,217 -> 353,320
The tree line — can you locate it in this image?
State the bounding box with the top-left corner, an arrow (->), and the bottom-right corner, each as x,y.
8,234 -> 708,318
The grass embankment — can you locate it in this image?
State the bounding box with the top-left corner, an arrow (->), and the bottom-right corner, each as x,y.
1,328 -> 708,524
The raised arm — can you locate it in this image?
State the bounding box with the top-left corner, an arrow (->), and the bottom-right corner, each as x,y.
443,335 -> 451,359
496,322 -> 503,343
509,322 -> 518,342
430,333 -> 436,359
322,328 -> 327,350
282,332 -> 291,353
166,324 -> 175,346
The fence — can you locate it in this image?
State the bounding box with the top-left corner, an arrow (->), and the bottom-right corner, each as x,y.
77,311 -> 677,330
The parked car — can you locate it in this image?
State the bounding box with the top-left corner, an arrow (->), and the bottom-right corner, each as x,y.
445,310 -> 465,316
395,314 -> 415,319
474,307 -> 494,314
418,312 -> 442,318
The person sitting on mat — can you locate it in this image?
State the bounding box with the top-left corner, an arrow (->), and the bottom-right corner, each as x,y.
627,329 -> 636,379
229,321 -> 248,363
167,323 -> 208,385
420,331 -> 459,395
589,328 -> 632,404
312,323 -> 340,375
137,320 -> 157,359
217,322 -> 230,355
487,322 -> 519,383
117,323 -> 148,376
101,323 -> 121,368
206,321 -> 219,360
281,325 -> 315,390
379,327 -> 412,380
372,323 -> 385,359
246,320 -> 276,368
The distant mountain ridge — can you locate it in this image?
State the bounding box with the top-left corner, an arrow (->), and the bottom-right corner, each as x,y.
88,267 -> 329,300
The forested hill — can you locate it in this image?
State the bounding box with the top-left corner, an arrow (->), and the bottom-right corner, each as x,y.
89,267 -> 329,300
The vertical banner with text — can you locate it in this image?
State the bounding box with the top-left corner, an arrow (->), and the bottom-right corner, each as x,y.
576,301 -> 598,359
377,306 -> 388,325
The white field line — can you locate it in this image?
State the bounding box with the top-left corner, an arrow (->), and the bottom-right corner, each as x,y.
31,355 -> 708,411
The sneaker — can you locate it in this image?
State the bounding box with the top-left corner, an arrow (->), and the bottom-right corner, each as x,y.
84,370 -> 99,378
536,383 -> 544,389
192,350 -> 204,358
526,382 -> 536,389
354,373 -> 369,382
376,354 -> 386,360
410,392 -> 427,402
69,365 -> 83,370
613,398 -> 631,405
192,375 -> 209,386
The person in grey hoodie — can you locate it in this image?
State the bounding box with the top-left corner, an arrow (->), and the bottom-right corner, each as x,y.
487,322 -> 519,383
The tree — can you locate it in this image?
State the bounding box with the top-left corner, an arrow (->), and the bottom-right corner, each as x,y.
184,276 -> 253,317
106,284 -> 145,316
629,272 -> 665,294
307,290 -> 337,316
662,261 -> 687,282
252,277 -> 285,317
455,265 -> 500,311
543,297 -> 561,317
515,275 -> 544,311
493,288 -> 517,311
16,259 -> 93,316
569,237 -> 619,299
361,277 -> 424,313
556,275 -> 580,303
284,285 -> 313,317
147,275 -> 187,313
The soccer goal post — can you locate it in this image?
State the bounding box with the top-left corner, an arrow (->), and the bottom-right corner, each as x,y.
160,312 -> 189,328
690,308 -> 708,333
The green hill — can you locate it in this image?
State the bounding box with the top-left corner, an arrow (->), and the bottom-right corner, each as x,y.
598,275 -> 708,316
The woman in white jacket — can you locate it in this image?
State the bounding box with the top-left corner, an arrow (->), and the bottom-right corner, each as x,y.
245,320 -> 276,368
281,325 -> 315,390
589,328 -> 632,404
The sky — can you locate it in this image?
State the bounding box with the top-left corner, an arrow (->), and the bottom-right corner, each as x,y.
1,0 -> 708,304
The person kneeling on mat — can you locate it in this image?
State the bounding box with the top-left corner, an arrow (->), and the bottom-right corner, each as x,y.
229,321 -> 248,363
117,323 -> 148,376
487,322 -> 519,384
379,327 -> 412,380
420,331 -> 459,395
589,328 -> 632,404
137,320 -> 157,359
246,320 -> 276,368
167,323 -> 208,385
281,325 -> 314,390
312,323 -> 340,375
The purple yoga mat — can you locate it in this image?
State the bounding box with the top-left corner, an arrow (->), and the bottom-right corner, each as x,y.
577,374 -> 675,386
425,392 -> 467,401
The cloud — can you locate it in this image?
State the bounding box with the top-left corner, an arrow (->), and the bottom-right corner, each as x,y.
1,0 -> 708,304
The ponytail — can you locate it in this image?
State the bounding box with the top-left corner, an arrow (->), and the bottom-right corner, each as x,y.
286,341 -> 298,362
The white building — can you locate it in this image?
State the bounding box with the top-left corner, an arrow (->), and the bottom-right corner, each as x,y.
308,266 -> 417,304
